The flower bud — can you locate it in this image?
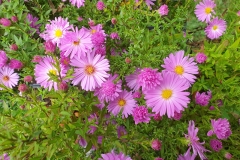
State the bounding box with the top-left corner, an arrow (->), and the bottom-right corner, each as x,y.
9,59 -> 23,69
58,81 -> 68,91
24,75 -> 33,82
151,139 -> 161,150
10,44 -> 18,51
125,57 -> 131,64
225,152 -> 232,159
18,84 -> 28,92
11,16 -> 18,22
32,55 -> 42,63
88,19 -> 95,27
0,18 -> 11,27
111,18 -> 117,25
96,1 -> 105,10
44,40 -> 56,53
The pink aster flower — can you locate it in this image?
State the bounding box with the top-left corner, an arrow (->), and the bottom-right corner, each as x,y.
210,139 -> 222,152
195,52 -> 207,63
0,66 -> 19,89
99,150 -> 132,160
69,0 -> 85,8
107,90 -> 136,118
205,17 -> 227,40
96,1 -> 105,10
125,68 -> 141,91
151,139 -> 161,151
91,32 -> 106,46
207,118 -> 232,140
162,50 -> 199,85
185,120 -> 209,160
94,45 -> 106,56
177,147 -> 197,160
117,125 -> 127,138
132,106 -> 151,124
40,17 -> 71,46
194,0 -> 216,23
145,72 -> 190,118
59,27 -> 93,59
94,74 -> 122,102
34,56 -> 66,91
137,68 -> 162,91
158,4 -> 169,16
195,91 -> 212,106
71,52 -> 110,91
9,59 -> 23,70
0,50 -> 8,67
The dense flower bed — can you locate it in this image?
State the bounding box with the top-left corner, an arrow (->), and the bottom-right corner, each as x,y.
0,0 -> 240,159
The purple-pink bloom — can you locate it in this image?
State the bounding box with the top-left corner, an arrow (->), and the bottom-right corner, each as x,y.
59,27 -> 93,59
173,111 -> 182,121
132,91 -> 141,98
94,74 -> 122,102
158,4 -> 169,16
44,40 -> 56,53
205,17 -> 227,40
32,55 -> 42,63
237,11 -> 240,16
9,59 -> 23,70
125,68 -> 141,91
151,139 -> 161,151
107,90 -> 136,118
70,0 -> 85,8
207,118 -> 232,140
0,66 -> 19,89
225,152 -> 232,159
145,72 -> 190,118
0,18 -> 11,27
177,147 -> 197,160
96,1 -> 105,10
162,50 -> 199,85
110,32 -> 120,40
185,120 -> 209,160
18,84 -> 28,92
195,91 -> 212,106
153,114 -> 162,121
132,106 -> 151,124
137,68 -> 162,91
99,150 -> 132,160
144,0 -> 156,9
24,75 -> 33,82
71,52 -> 110,91
0,50 -> 8,67
27,14 -> 41,34
11,16 -> 18,22
210,139 -> 222,152
117,125 -> 127,138
195,52 -> 207,63
194,0 -> 216,23
10,44 -> 18,51
91,32 -> 106,46
78,136 -> 87,148
94,45 -> 106,56
0,153 -> 10,160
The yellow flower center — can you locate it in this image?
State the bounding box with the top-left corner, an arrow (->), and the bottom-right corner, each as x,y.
91,29 -> 96,34
205,7 -> 212,14
2,76 -> 9,81
55,29 -> 63,38
212,25 -> 218,30
161,89 -> 173,100
73,40 -> 80,46
118,99 -> 126,107
49,69 -> 57,75
174,65 -> 184,75
85,65 -> 95,75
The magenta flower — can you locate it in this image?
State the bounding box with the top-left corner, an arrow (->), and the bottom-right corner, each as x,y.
145,72 -> 190,118
94,74 -> 122,102
117,125 -> 127,138
99,150 -> 132,160
32,55 -> 42,63
10,44 -> 18,51
173,111 -> 182,121
195,52 -> 207,63
145,0 -> 155,9
207,118 -> 232,140
70,0 -> 85,8
132,91 -> 141,98
18,84 -> 28,92
59,27 -> 93,59
225,152 -> 232,159
194,0 -> 216,23
107,90 -> 136,118
0,153 -> 10,160
27,14 -> 40,34
177,147 -> 197,160
158,4 -> 169,16
153,114 -> 162,121
34,56 -> 66,91
94,45 -> 106,56
210,139 -> 222,152
237,11 -> 240,16
125,68 -> 141,91
195,90 -> 212,106
11,16 -> 18,22
44,40 -> 56,53
91,32 -> 106,46
110,32 -> 120,40
205,17 -> 227,40
0,67 -> 19,89
71,52 -> 110,91
96,1 -> 105,10
162,50 -> 198,85
0,50 -> 8,67
137,68 -> 162,91
151,139 -> 161,151
40,17 -> 71,46
185,120 -> 209,160
132,106 -> 151,124
24,75 -> 32,82
78,136 -> 87,148
9,59 -> 23,70
0,18 -> 11,27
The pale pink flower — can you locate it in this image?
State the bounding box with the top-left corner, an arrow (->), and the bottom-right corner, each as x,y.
194,0 -> 216,23
0,66 -> 19,89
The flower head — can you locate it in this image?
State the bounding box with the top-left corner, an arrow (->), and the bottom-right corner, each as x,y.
9,59 -> 23,70
24,75 -> 33,82
0,50 -> 8,67
177,147 -> 197,160
107,90 -> 136,118
0,66 -> 19,89
158,4 -> 169,16
0,18 -> 11,27
70,0 -> 85,8
173,111 -> 182,121
71,52 -> 110,91
94,74 -> 122,102
132,106 -> 151,124
99,150 -> 132,160
110,32 -> 120,40
225,152 -> 232,159
194,0 -> 216,23
185,120 -> 209,160
78,136 -> 87,148
151,139 -> 161,151
162,50 -> 199,85
18,84 -> 28,92
44,40 -> 56,53
195,52 -> 207,63
125,68 -> 141,91
210,139 -> 222,152
132,91 -> 141,98
32,55 -> 42,63
117,125 -> 127,138
11,16 -> 18,22
207,118 -> 232,140
205,17 -> 227,40
91,32 -> 106,46
195,91 -> 212,106
145,0 -> 156,9
27,14 -> 40,34
153,114 -> 162,121
10,44 -> 18,51
145,72 -> 190,118
0,153 -> 10,160
96,1 -> 105,10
